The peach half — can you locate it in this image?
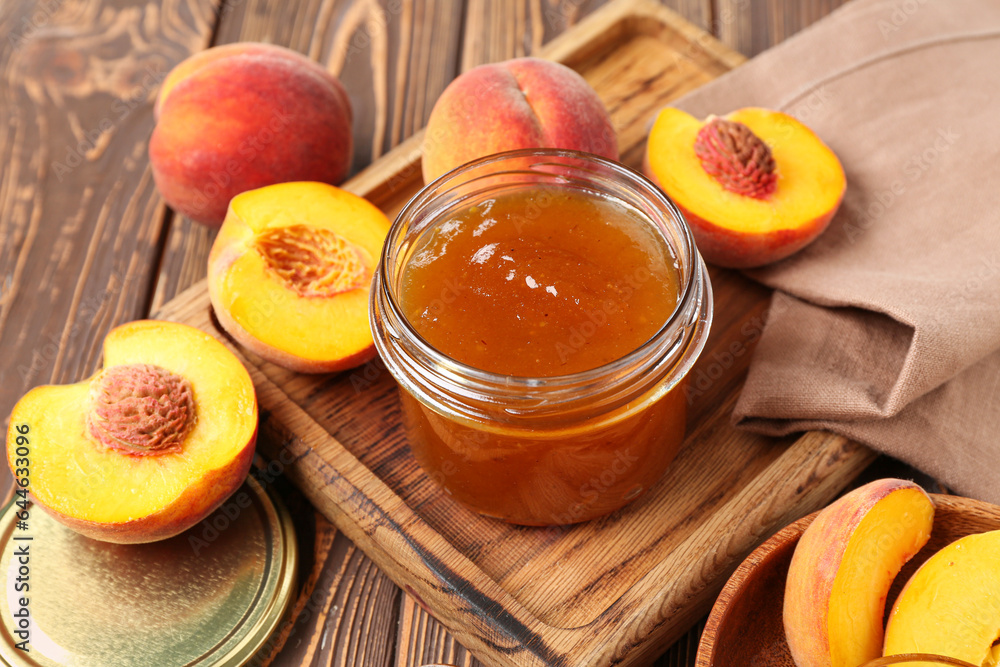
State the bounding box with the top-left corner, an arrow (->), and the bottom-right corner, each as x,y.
6,320 -> 257,544
783,479 -> 935,667
208,181 -> 390,373
150,43 -> 352,226
422,57 -> 618,183
884,529 -> 1000,666
644,107 -> 846,269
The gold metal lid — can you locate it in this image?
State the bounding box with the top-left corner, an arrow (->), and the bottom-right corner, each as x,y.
0,475 -> 297,666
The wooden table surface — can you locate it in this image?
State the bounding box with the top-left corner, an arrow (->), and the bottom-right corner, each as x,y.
1,0 -> 852,665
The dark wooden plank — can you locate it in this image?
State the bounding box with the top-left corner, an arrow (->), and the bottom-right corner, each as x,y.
712,0 -> 851,57
0,0 -> 221,486
262,526 -> 403,666
656,621 -> 706,667
667,0 -> 713,31
394,596 -> 484,667
460,0 -> 603,70
460,0 -> 712,71
150,214 -> 217,312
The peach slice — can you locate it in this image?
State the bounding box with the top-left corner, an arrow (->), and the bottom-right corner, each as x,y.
208,181 -> 390,373
150,43 -> 352,226
6,320 -> 257,544
644,107 -> 846,268
422,57 -> 618,183
783,479 -> 935,667
884,530 -> 1000,666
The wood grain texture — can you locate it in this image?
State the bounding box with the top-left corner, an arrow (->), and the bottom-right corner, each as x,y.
460,0 -> 605,70
263,528 -> 403,667
461,0 -> 714,71
395,596 -> 484,667
150,214 -> 217,312
154,3 -> 875,665
713,0 -> 851,57
0,0 -> 220,487
459,0 -> 854,72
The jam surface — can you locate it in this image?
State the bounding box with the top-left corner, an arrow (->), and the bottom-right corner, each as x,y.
398,186 -> 680,376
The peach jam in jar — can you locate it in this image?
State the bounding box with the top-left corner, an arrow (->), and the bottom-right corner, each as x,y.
371,149 -> 712,525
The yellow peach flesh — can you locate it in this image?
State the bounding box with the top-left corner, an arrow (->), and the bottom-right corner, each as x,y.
648,107 -> 845,236
828,487 -> 935,667
208,182 -> 390,371
784,479 -> 934,667
884,530 -> 1000,667
7,321 -> 256,533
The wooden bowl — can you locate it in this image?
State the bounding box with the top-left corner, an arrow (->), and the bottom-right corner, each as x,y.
695,493 -> 1000,666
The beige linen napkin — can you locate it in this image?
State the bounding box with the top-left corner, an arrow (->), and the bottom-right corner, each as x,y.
672,0 -> 1000,502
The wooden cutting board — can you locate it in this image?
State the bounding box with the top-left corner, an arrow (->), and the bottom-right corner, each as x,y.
157,1 -> 875,664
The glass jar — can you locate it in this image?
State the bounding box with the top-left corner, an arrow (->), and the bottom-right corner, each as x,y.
370,149 -> 712,525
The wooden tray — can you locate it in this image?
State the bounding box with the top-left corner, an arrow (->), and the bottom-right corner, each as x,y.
157,1 -> 875,665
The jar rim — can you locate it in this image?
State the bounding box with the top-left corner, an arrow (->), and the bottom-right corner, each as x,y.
375,148 -> 708,392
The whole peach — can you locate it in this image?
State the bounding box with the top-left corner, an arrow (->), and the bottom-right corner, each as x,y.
422,57 -> 618,182
150,43 -> 352,226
